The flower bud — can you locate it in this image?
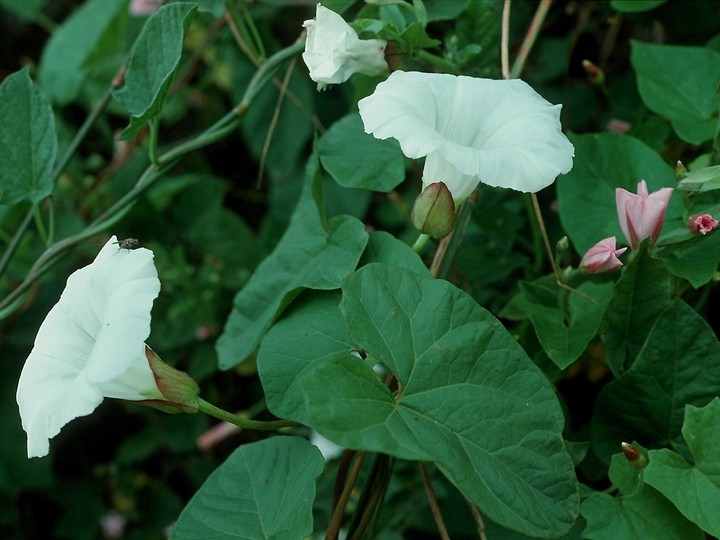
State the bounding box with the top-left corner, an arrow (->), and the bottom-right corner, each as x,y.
621,442 -> 647,469
302,4 -> 387,89
142,346 -> 200,413
580,236 -> 626,273
556,236 -> 570,255
616,180 -> 673,250
411,181 -> 456,239
688,214 -> 719,235
675,160 -> 688,180
582,59 -> 605,85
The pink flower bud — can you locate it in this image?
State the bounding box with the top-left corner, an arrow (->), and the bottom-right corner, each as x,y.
621,442 -> 647,469
688,214 -> 719,235
581,236 -> 626,273
606,118 -> 631,133
129,0 -> 162,16
616,180 -> 673,250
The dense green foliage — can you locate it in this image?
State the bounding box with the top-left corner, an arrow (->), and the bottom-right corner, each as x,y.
2,0 -> 720,538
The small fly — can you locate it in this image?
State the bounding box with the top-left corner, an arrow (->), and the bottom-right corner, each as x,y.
114,238 -> 140,251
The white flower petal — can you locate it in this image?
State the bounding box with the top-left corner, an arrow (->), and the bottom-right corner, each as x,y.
302,4 -> 387,86
17,236 -> 162,457
358,71 -> 575,200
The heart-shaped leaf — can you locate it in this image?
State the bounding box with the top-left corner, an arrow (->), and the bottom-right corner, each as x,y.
261,263 -> 579,538
170,437 -> 324,540
644,398 -> 720,537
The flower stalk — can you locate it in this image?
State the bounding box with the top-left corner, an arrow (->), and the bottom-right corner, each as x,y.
196,398 -> 297,431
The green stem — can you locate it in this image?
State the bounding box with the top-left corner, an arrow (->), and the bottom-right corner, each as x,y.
0,41 -> 304,316
347,454 -> 394,540
243,5 -> 266,61
32,204 -> 49,245
149,116 -> 161,166
327,451 -> 366,540
46,198 -> 55,245
0,77 -> 115,283
524,193 -> 544,276
412,233 -> 430,253
420,463 -> 450,540
239,39 -> 304,109
0,207 -> 34,277
510,0 -> 552,79
52,82 -> 116,183
431,198 -> 474,280
197,397 -> 296,431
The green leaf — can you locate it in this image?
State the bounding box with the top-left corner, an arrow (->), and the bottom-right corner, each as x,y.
258,233 -> 427,421
610,0 -> 667,12
600,249 -> 672,374
38,0 -> 127,105
581,485 -> 703,540
170,437 -> 324,540
663,229 -> 720,287
557,133 -> 679,254
358,231 -> 430,276
581,447 -> 702,539
514,276 -> 614,369
297,264 -> 579,538
677,164 -> 720,192
114,3 -> 198,139
424,0 -> 470,20
0,0 -> 46,22
216,158 -> 369,369
644,399 -> 720,536
607,449 -> 644,496
592,300 -> 720,463
319,113 -> 405,192
258,291 -> 354,423
0,68 -> 57,205
631,41 -> 720,144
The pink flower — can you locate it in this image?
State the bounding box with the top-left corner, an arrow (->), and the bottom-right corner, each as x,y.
687,214 -> 718,235
129,0 -> 162,16
616,180 -> 673,250
196,421 -> 239,451
606,119 -> 631,133
581,236 -> 626,273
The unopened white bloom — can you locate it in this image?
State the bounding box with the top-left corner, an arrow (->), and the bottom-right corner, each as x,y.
302,4 -> 387,88
358,71 -> 575,202
17,236 -> 163,458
